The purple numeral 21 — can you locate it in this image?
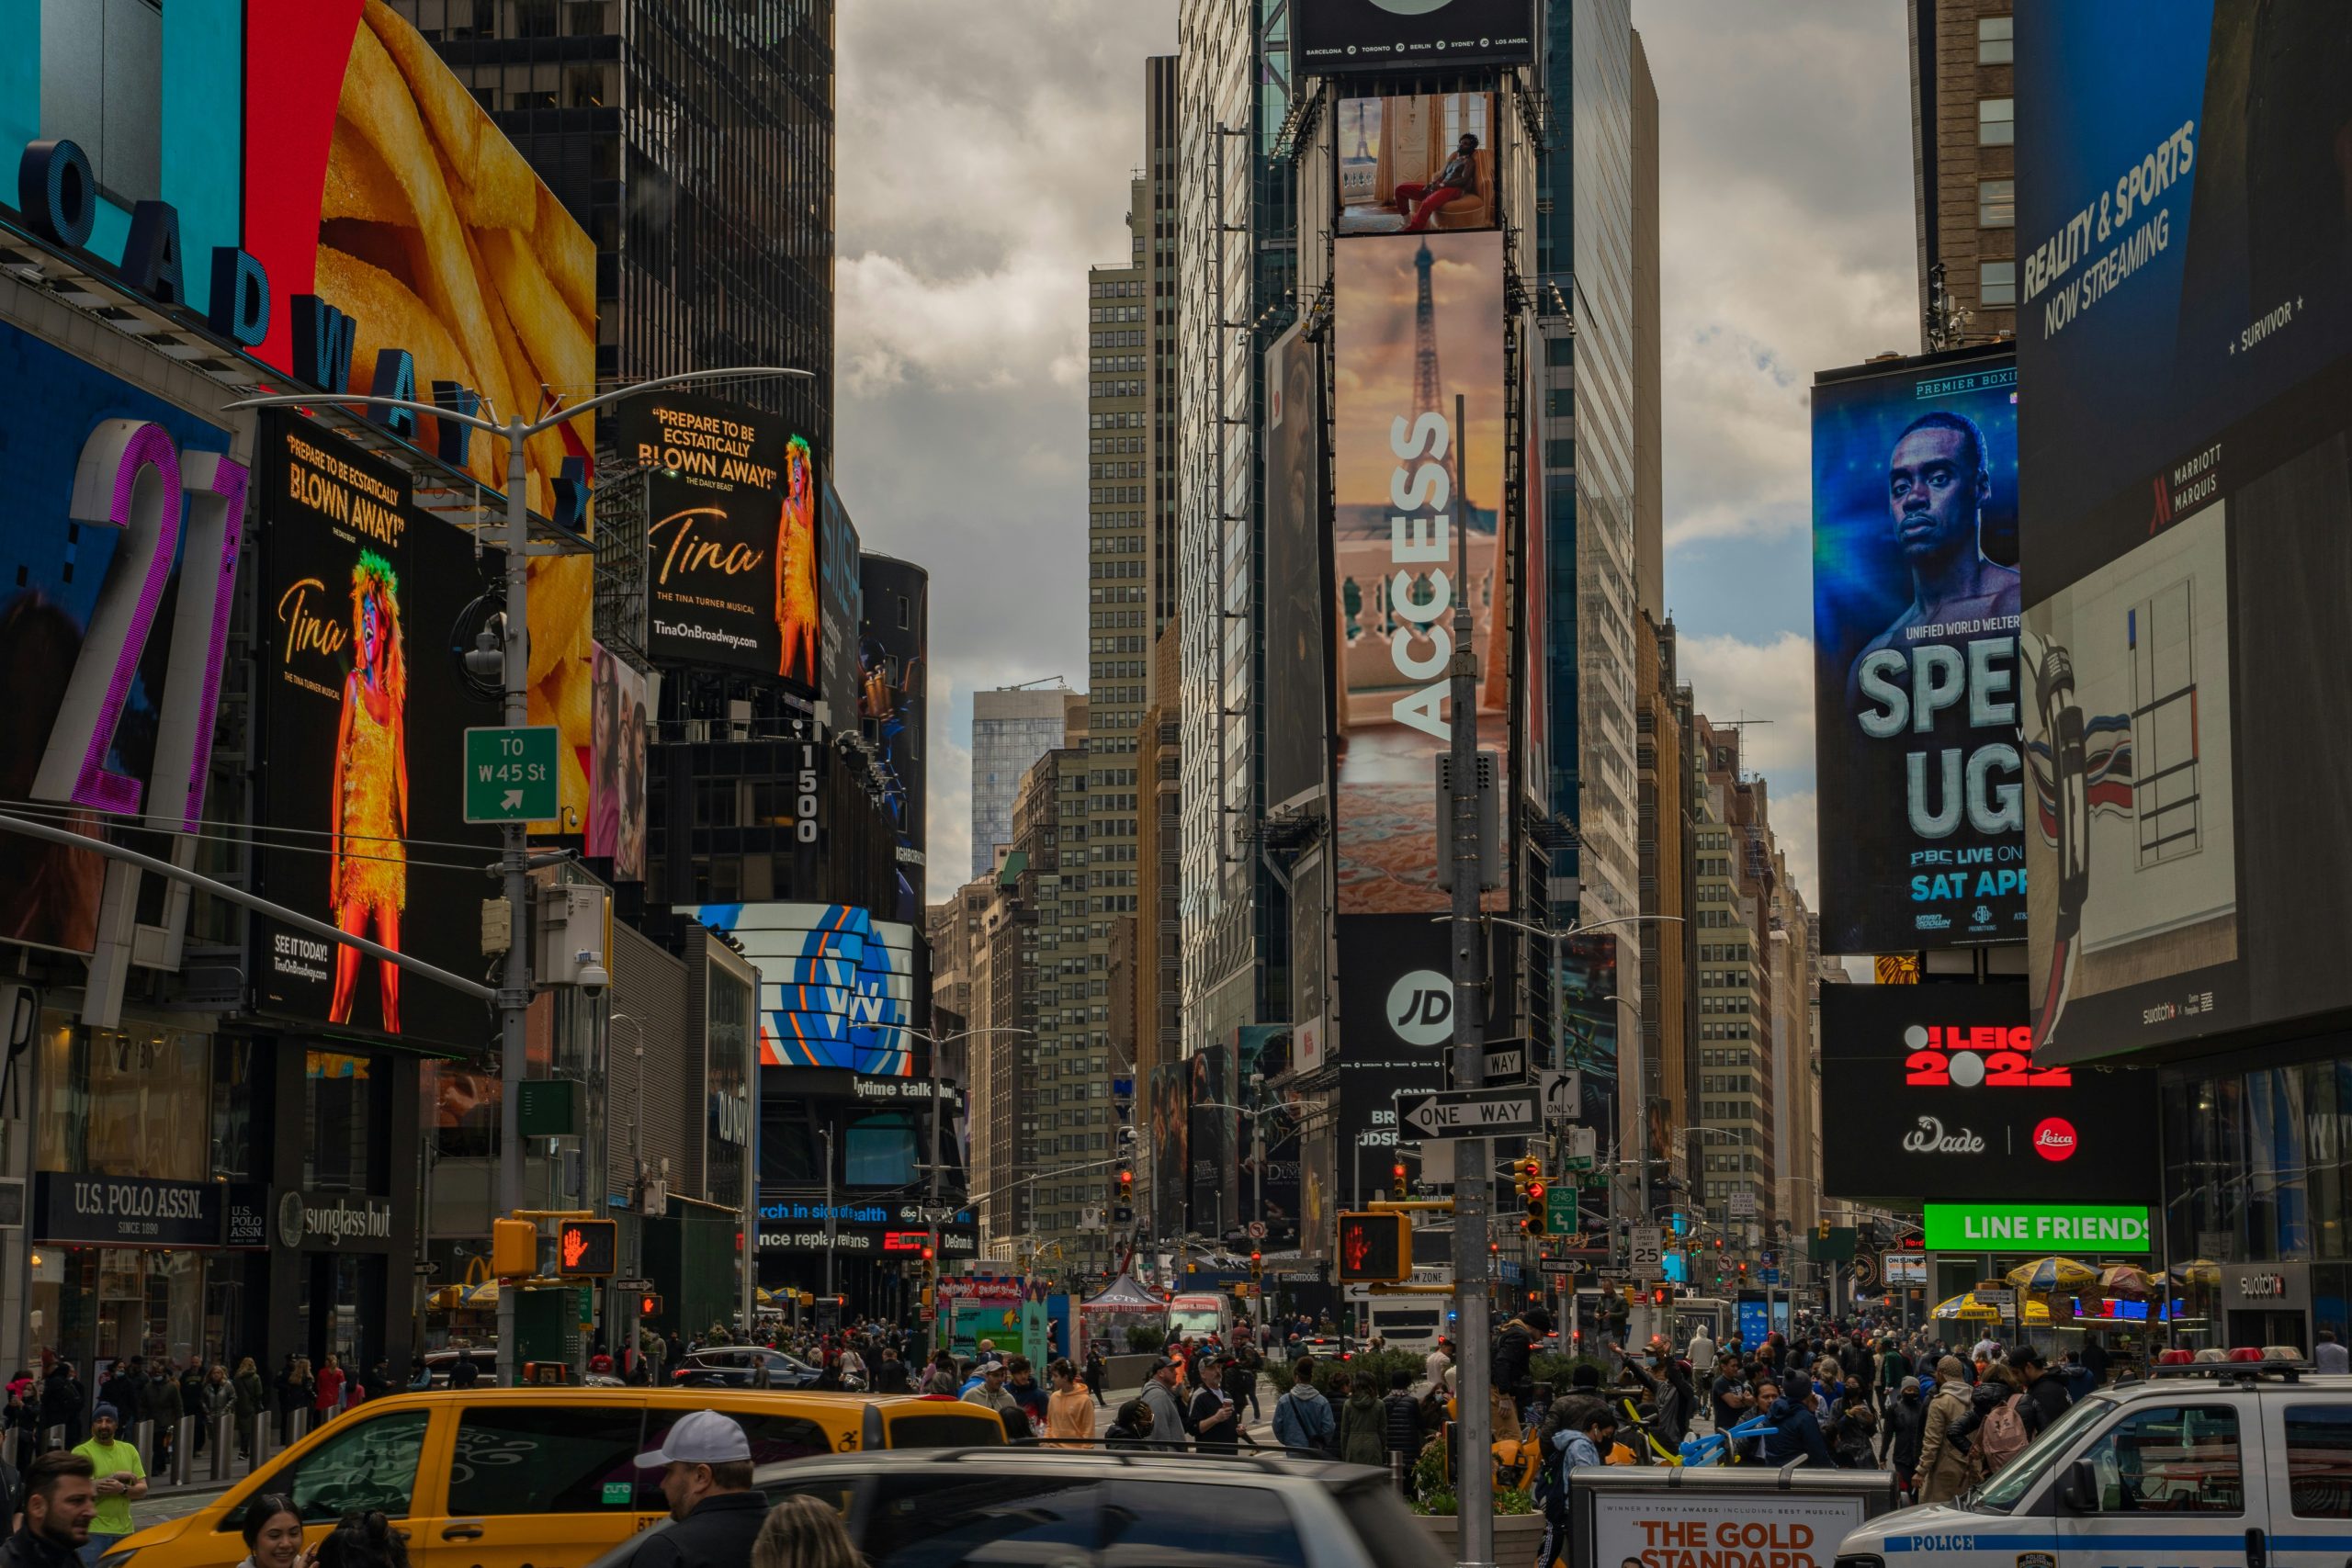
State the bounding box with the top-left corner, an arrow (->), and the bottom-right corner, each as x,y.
30,419 -> 249,829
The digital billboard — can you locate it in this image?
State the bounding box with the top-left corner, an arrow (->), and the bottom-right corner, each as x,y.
860,556 -> 929,923
617,393 -> 820,688
1148,1061 -> 1189,1240
1819,984 -> 2157,1205
1263,322 -> 1327,816
1295,0 -> 1536,77
1331,231 -> 1507,914
1557,932 -> 1620,1139
1812,350 -> 2022,953
254,414 -> 502,1046
244,0 -> 596,517
1188,1043 -> 1237,1241
1335,914 -> 1457,1201
2015,1 -> 2352,569
587,642 -> 650,881
2015,4 -> 2352,1063
0,322 -> 246,957
1291,844 -> 1332,1075
690,903 -> 916,1077
1521,322 -> 1549,808
820,485 -> 865,730
1336,94 -> 1496,236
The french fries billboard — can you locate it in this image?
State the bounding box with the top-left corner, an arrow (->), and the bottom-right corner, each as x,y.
245,0 -> 600,832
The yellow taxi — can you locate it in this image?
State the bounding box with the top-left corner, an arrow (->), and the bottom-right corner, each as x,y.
98,1386 -> 1004,1568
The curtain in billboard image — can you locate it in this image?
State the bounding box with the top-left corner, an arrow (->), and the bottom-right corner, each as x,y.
1330,231 -> 1508,914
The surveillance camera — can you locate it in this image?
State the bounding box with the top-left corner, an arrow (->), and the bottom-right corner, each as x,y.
463,624 -> 504,681
576,960 -> 610,998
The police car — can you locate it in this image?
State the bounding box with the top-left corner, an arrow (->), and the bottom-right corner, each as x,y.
1836,1358 -> 2352,1568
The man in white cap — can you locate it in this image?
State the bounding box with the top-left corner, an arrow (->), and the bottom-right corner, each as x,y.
634,1410 -> 764,1568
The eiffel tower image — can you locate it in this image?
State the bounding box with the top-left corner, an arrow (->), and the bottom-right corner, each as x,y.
1412,240 -> 1442,421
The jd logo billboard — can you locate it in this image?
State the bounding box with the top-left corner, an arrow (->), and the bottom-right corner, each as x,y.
1386,970 -> 1453,1046
1923,1201 -> 2152,1253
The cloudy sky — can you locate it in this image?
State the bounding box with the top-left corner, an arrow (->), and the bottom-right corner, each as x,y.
834,1 -> 1919,908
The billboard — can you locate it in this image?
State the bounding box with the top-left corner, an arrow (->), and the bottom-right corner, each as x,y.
859,556 -> 929,923
1148,1061 -> 1190,1239
254,414 -> 502,1045
587,642 -> 650,881
0,323 -> 247,957
820,485 -> 865,729
1264,323 -> 1327,816
618,393 -> 820,687
1521,320 -> 1549,808
1295,0 -> 1536,76
1291,844 -> 1333,1075
1331,231 -> 1508,913
1811,350 -> 2022,953
1336,94 -> 1496,236
2015,1 -> 2352,565
689,903 -> 917,1077
1557,932 -> 1620,1140
1188,1044 -> 1237,1241
1335,914 -> 1457,1201
1818,984 -> 2157,1205
2016,3 -> 2352,1064
244,1 -> 595,517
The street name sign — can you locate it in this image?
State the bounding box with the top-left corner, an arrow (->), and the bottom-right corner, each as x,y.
464,726 -> 559,822
1402,1085 -> 1542,1140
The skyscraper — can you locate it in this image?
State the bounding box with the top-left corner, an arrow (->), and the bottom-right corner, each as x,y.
970,687 -> 1075,878
1907,1 -> 2017,346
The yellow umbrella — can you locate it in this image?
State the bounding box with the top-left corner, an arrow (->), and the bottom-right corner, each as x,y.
2097,1265 -> 2154,1295
2168,1258 -> 2221,1287
2022,1299 -> 2052,1325
1932,1292 -> 2001,1322
2005,1256 -> 2098,1292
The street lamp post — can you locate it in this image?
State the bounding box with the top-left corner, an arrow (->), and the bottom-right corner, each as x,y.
228,367 -> 809,1386
898,1026 -> 1032,1349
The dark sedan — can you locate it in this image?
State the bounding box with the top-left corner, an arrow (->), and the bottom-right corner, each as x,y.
670,1346 -> 826,1388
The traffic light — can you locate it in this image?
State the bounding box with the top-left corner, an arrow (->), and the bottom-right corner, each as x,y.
1520,1156 -> 1546,1235
637,1292 -> 663,1317
1116,1163 -> 1133,1198
1250,1248 -> 1263,1282
557,1218 -> 618,1277
491,1217 -> 537,1277
1336,1212 -> 1409,1283
1390,1161 -> 1408,1200
1818,1219 -> 1831,1242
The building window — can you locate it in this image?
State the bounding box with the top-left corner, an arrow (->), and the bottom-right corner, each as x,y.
1980,260 -> 2018,307
1978,16 -> 2014,65
1979,97 -> 2015,146
1979,177 -> 2015,229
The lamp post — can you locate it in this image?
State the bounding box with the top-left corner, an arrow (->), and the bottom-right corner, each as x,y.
228,366 -> 810,1386
896,1025 -> 1032,1349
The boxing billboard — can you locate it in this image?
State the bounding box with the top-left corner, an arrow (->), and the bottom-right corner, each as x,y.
1811,348 -> 2022,953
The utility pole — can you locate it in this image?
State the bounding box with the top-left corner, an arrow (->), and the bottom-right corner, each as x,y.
226,367 -> 808,1387
1447,391 -> 1493,1568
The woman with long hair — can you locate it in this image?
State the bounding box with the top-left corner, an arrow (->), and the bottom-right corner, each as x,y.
327,551 -> 408,1030
774,436 -> 819,685
237,1495 -> 313,1568
751,1496 -> 859,1568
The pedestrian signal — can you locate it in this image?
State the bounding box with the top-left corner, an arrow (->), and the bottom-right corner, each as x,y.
637,1293 -> 662,1316
1335,1212 -> 1409,1283
557,1218 -> 617,1277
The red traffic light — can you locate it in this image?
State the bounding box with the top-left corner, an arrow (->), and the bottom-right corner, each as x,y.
1527,1181 -> 1544,1201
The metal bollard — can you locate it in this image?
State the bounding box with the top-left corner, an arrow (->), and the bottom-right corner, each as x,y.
173,1415 -> 197,1485
251,1410 -> 275,1472
41,1424 -> 62,1456
133,1418 -> 157,1472
211,1415 -> 233,1482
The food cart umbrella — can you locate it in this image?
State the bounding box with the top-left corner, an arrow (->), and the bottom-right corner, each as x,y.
2097,1265 -> 2155,1295
2168,1258 -> 2222,1287
2005,1256 -> 2098,1292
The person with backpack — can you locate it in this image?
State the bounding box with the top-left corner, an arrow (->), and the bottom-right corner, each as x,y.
1878,1376 -> 1928,1499
2014,1346 -> 2071,1436
1532,1398 -> 1616,1568
1271,1359 -> 1336,1457
1974,1369 -> 2032,1474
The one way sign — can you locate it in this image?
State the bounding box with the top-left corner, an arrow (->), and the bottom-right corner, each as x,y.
1403,1085 -> 1542,1140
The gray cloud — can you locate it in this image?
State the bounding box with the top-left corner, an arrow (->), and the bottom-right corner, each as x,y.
832,2 -> 1178,903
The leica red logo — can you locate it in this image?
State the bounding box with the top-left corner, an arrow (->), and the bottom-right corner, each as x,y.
2032,1118 -> 2078,1161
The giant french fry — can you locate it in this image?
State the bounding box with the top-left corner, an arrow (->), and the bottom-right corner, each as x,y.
480,227 -> 595,464
536,183 -> 597,327
337,23 -> 517,452
363,0 -> 535,232
315,246 -> 499,491
525,553 -> 591,689
467,220 -> 570,495
322,117 -> 409,228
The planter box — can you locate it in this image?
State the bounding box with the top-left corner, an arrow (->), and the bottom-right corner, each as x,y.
1416,1510 -> 1547,1564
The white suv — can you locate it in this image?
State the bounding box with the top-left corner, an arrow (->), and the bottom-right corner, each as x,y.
1836,1360 -> 2352,1568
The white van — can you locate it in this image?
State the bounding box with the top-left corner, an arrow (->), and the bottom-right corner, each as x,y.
1834,1360 -> 2352,1568
1366,1300 -> 1446,1358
